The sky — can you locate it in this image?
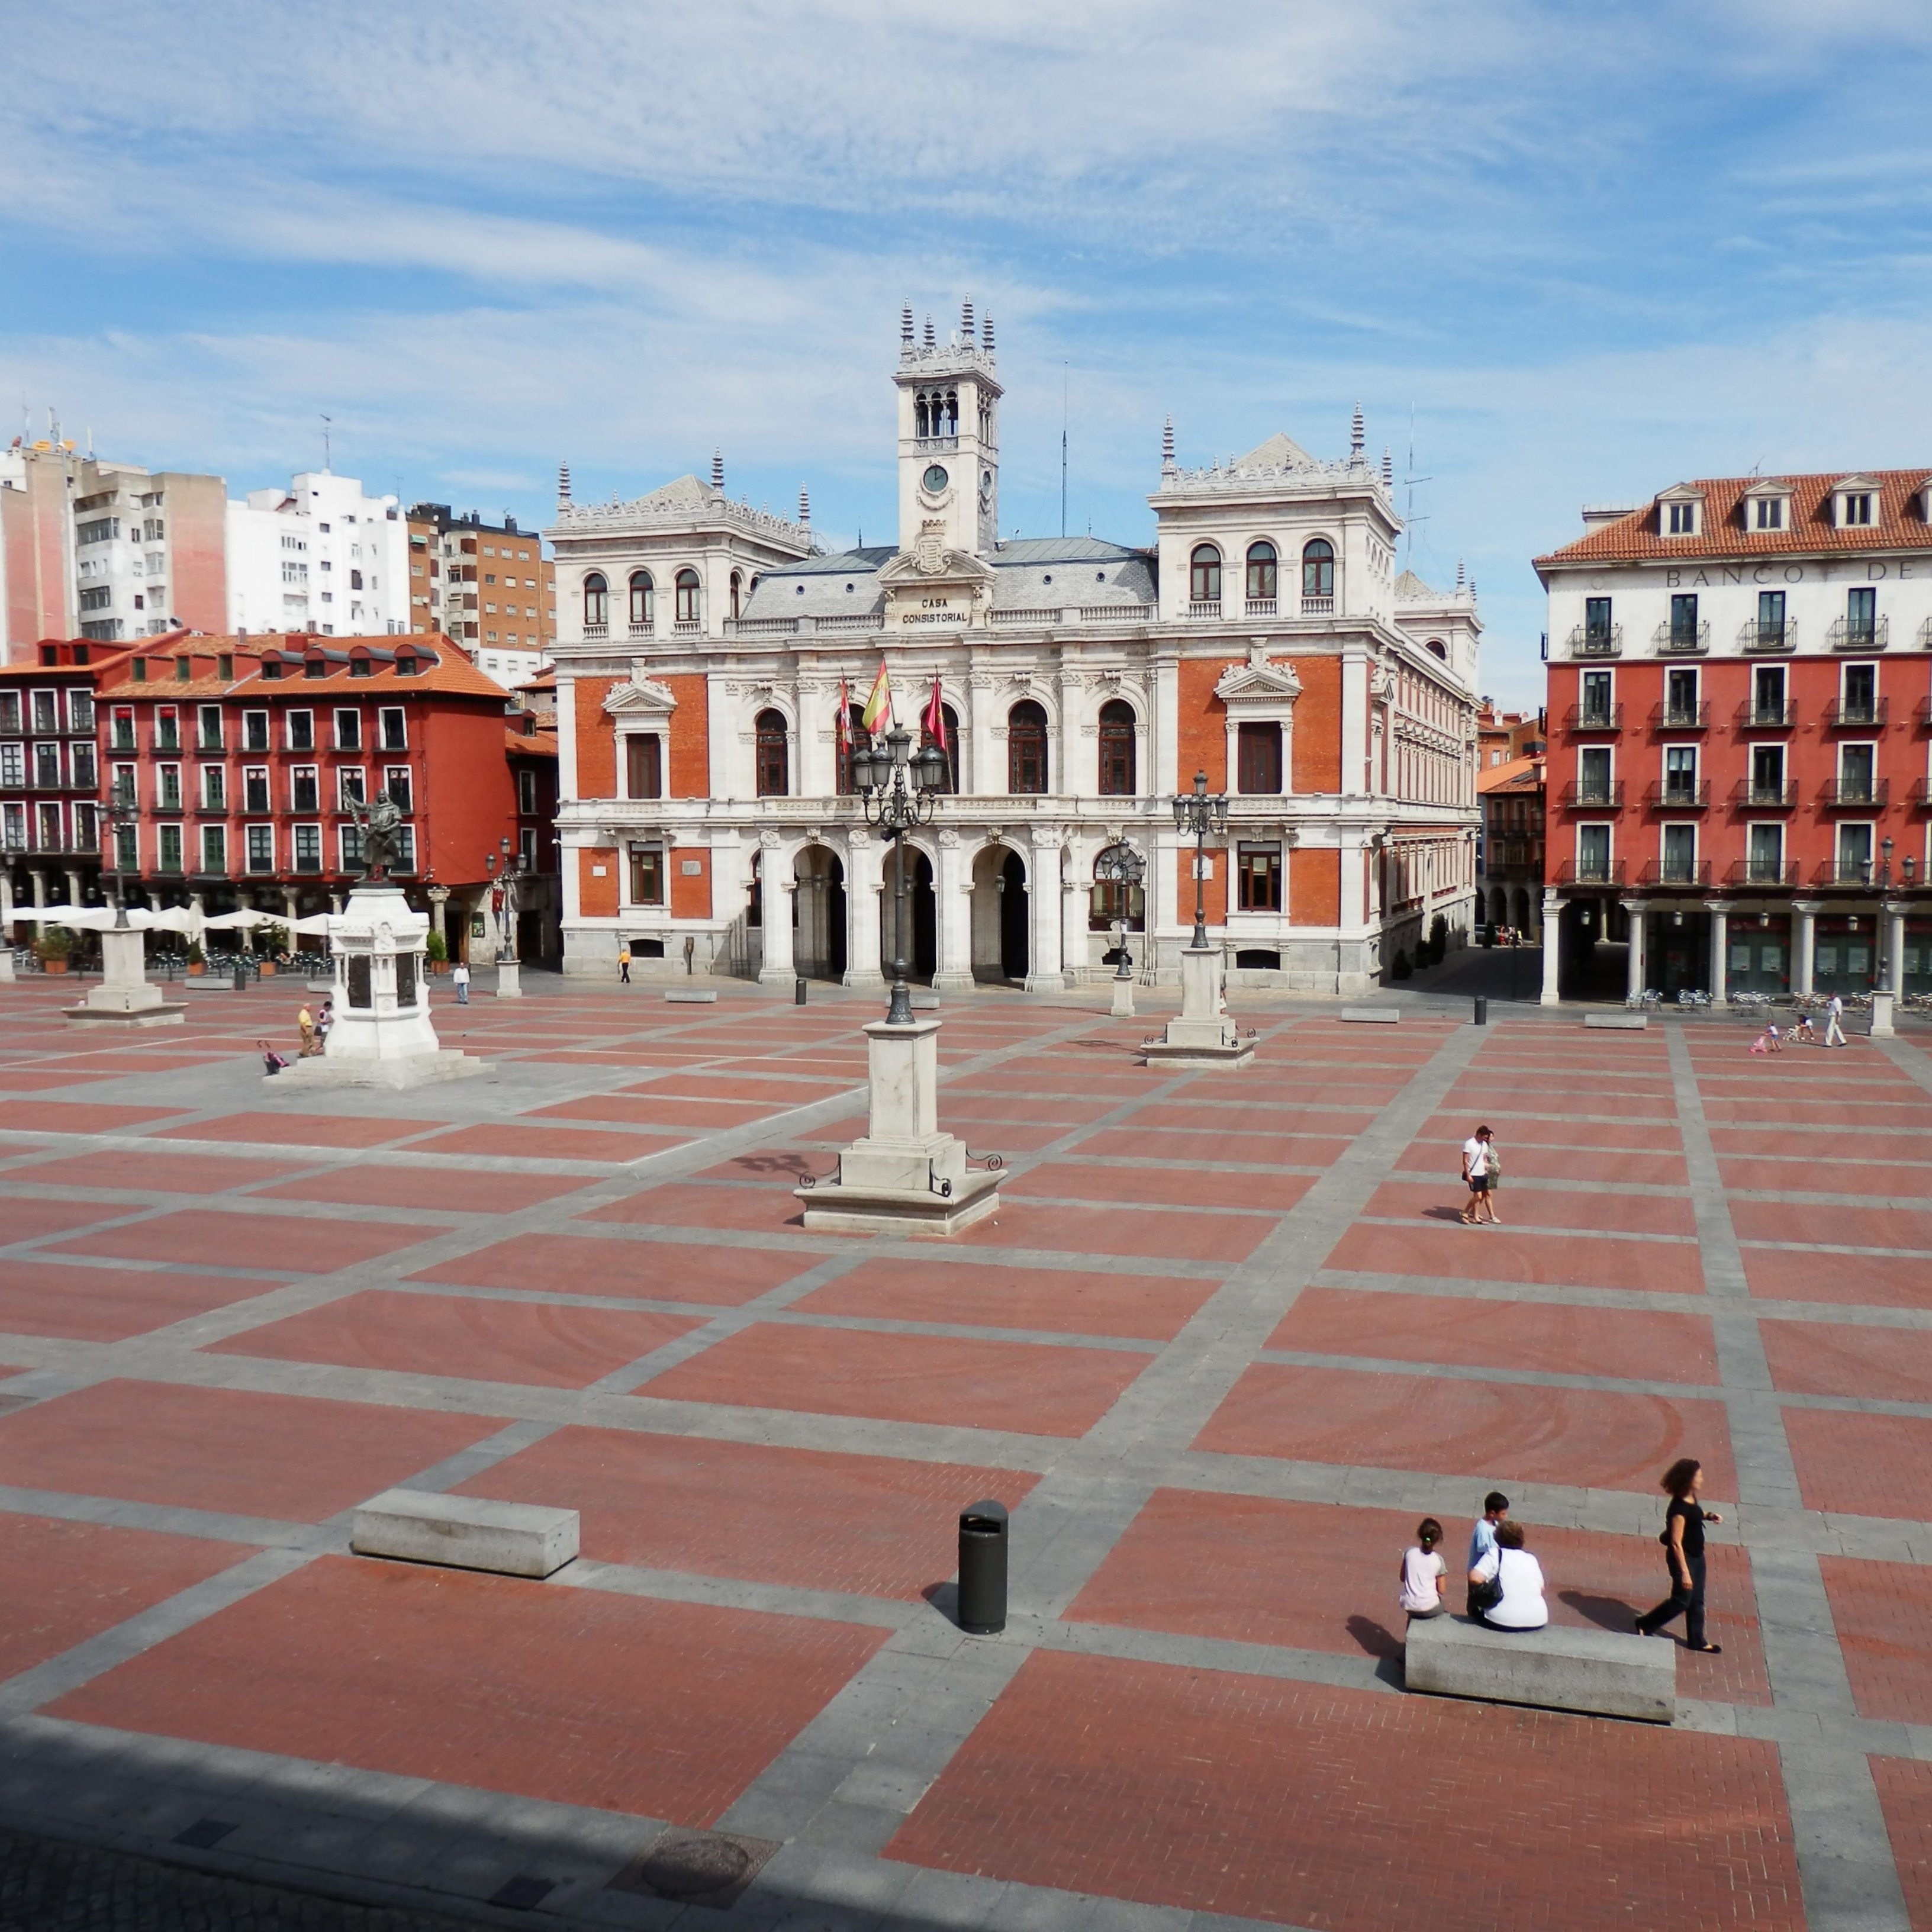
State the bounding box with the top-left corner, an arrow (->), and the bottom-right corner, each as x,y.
5,1 -> 1932,704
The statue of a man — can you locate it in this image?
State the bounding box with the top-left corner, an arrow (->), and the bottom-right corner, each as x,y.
349,793 -> 406,880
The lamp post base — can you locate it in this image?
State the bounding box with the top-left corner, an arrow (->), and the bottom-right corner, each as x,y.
1870,988 -> 1896,1039
494,961 -> 523,999
1110,975 -> 1135,1018
1142,944 -> 1253,1068
797,1167 -> 1002,1237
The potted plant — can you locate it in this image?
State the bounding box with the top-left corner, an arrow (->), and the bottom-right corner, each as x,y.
424,929 -> 449,974
36,926 -> 73,975
257,922 -> 288,974
186,939 -> 205,978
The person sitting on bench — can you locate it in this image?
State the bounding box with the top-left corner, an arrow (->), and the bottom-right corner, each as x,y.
1468,1520 -> 1548,1631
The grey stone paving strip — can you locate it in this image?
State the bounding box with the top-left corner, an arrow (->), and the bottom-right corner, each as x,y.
1667,1025 -> 1909,1932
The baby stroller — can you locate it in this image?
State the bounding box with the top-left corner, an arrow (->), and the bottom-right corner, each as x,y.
259,1038 -> 292,1076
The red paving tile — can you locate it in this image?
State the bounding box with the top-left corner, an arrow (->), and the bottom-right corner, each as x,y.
252,1166 -> 595,1215
1706,1098 -> 1932,1130
1006,1161 -> 1311,1213
1132,1102 -> 1374,1135
1067,1489 -> 1768,1705
645,1074 -> 848,1106
0,1198 -> 143,1246
1324,1221 -> 1705,1294
407,1232 -> 812,1306
1076,1127 -> 1335,1166
207,1289 -> 703,1389
690,1149 -> 841,1184
1421,1111 -> 1682,1152
952,1199 -> 1273,1264
527,1093 -> 722,1131
0,1261 -> 283,1341
41,1209 -> 452,1272
152,1112 -> 445,1149
1444,1086 -> 1675,1121
1872,1756 -> 1932,1932
18,1150 -> 306,1194
1731,1200 -> 1932,1251
404,1123 -> 656,1164
0,1070 -> 118,1092
0,1380 -> 507,1521
0,1511 -> 256,1677
643,1322 -> 1147,1436
49,1556 -> 884,1826
1267,1286 -> 1718,1383
1724,1158 -> 1932,1197
1743,1247 -> 1932,1308
1196,1363 -> 1737,1495
932,1094 -> 1120,1126
795,1258 -> 1217,1341
1785,1410 -> 1932,1521
0,1102 -> 190,1134
1363,1178 -> 1696,1237
1822,1558 -> 1932,1725
461,1428 -> 1037,1598
583,1181 -> 812,1237
1399,1142 -> 1687,1186
1761,1319 -> 1932,1403
886,1649 -> 1801,1932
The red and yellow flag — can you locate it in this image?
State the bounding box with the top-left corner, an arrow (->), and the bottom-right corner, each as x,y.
861,659 -> 891,732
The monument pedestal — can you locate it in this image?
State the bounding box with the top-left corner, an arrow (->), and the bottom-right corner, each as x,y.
63,926 -> 186,1028
1110,973 -> 1135,1019
1142,945 -> 1254,1069
494,959 -> 523,999
271,884 -> 481,1090
798,1017 -> 1002,1235
1870,988 -> 1896,1039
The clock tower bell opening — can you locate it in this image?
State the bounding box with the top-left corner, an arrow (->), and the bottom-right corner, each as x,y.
896,299 -> 1000,558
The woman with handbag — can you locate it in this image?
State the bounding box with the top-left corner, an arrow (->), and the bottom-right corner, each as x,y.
1467,1521 -> 1548,1630
1635,1458 -> 1723,1653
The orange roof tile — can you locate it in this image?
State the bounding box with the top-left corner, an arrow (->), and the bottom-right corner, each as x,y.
94,633 -> 507,703
1535,469 -> 1932,572
1477,754 -> 1543,796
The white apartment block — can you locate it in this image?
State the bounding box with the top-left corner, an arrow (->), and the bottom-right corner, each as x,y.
227,471 -> 410,637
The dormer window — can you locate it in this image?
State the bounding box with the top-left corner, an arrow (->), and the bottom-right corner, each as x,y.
1833,477 -> 1882,529
1750,496 -> 1785,532
1659,490 -> 1703,537
1842,492 -> 1873,527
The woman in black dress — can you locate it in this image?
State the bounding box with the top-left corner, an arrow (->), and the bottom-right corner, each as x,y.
1635,1457 -> 1724,1653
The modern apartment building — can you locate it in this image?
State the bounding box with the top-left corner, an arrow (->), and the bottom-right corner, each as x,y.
227,472 -> 410,637
1535,470 -> 1932,1000
406,505 -> 555,688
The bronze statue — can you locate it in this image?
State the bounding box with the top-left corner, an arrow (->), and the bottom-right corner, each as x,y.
347,793 -> 407,881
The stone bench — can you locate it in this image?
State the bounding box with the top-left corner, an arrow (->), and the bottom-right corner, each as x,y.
351,1489 -> 578,1579
664,990 -> 719,1004
1404,1613 -> 1675,1722
1339,1008 -> 1398,1023
1585,1012 -> 1648,1029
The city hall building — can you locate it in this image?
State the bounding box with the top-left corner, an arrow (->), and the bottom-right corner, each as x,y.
547,306 -> 1481,989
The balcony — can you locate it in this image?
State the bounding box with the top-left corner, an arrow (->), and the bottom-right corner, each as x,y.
1563,704 -> 1622,733
1828,616 -> 1888,652
1639,859 -> 1712,887
1644,781 -> 1711,810
1245,598 -> 1277,618
1653,621 -> 1710,656
1299,596 -> 1335,617
626,622 -> 655,639
1647,703 -> 1709,731
1734,701 -> 1797,730
1567,624 -> 1622,659
1556,858 -> 1626,886
1726,859 -> 1799,887
1817,778 -> 1889,809
671,620 -> 704,639
1738,619 -> 1797,653
1918,698 -> 1932,732
1187,600 -> 1223,620
1728,780 -> 1798,810
1559,781 -> 1624,809
582,623 -> 607,640
1920,617 -> 1932,651
1824,697 -> 1888,729
1910,778 -> 1932,812
1813,859 -> 1878,887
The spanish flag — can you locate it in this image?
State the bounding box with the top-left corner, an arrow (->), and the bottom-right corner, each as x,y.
861,659 -> 891,732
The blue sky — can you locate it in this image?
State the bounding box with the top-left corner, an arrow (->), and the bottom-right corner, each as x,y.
5,1 -> 1932,703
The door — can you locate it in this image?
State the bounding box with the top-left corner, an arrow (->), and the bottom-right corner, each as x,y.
999,849 -> 1029,979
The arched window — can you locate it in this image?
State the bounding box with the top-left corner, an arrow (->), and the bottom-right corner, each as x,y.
1245,541 -> 1277,602
582,572 -> 608,628
1097,698 -> 1136,796
920,701 -> 962,794
754,709 -> 788,797
675,568 -> 700,624
1302,538 -> 1335,600
729,571 -> 742,620
1189,545 -> 1222,604
627,571 -> 653,629
1007,700 -> 1048,795
1426,639 -> 1448,661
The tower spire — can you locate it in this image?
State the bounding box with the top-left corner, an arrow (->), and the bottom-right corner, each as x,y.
557,463 -> 572,508
711,448 -> 724,491
1350,404 -> 1365,460
923,314 -> 936,349
961,295 -> 974,341
981,313 -> 995,351
798,485 -> 810,525
1161,416 -> 1176,468
1382,446 -> 1393,490
900,302 -> 914,346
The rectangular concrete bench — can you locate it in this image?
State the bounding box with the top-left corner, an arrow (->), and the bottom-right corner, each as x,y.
664,990 -> 719,1004
351,1489 -> 578,1579
1339,1008 -> 1398,1023
1404,1613 -> 1674,1722
1585,1013 -> 1648,1030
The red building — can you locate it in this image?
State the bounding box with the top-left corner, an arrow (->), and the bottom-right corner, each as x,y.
1535,471 -> 1932,1002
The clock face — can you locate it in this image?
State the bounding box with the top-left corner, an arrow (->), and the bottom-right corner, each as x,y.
922,463 -> 949,494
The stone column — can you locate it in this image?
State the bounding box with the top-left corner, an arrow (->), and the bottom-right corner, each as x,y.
1023,830 -> 1065,993
757,843 -> 796,988
1622,899 -> 1647,1000
1882,898 -> 1907,995
28,870 -> 47,930
1707,901 -> 1728,1003
1061,836 -> 1091,987
933,830 -> 974,993
1540,890 -> 1563,1004
65,868 -> 83,908
284,887 -> 300,921
0,871 -> 14,939
1792,899 -> 1819,996
842,832 -> 885,991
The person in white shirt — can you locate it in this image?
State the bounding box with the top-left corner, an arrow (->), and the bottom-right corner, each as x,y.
1469,1520 -> 1548,1630
1824,993 -> 1847,1048
1398,1516 -> 1448,1619
452,959 -> 471,1005
1460,1124 -> 1499,1226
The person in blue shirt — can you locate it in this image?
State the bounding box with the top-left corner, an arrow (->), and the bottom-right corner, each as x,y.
1464,1491 -> 1509,1617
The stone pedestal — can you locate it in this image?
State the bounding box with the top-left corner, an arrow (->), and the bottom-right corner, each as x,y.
63,925 -> 186,1028
271,884 -> 479,1090
0,948 -> 15,984
1142,945 -> 1254,1069
494,959 -> 523,999
1870,988 -> 1896,1039
1110,973 -> 1135,1019
797,1017 -> 1002,1235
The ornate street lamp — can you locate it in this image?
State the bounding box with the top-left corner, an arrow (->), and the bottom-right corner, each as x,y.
1171,769 -> 1228,951
99,784 -> 138,931
854,723 -> 948,1025
1094,843 -> 1145,983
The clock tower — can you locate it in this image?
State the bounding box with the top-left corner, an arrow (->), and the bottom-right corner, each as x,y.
894,299 -> 1000,559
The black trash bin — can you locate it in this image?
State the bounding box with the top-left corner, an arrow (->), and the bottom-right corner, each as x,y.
233,963 -> 249,993
1473,996 -> 1488,1026
794,976 -> 808,1006
957,1499 -> 1008,1634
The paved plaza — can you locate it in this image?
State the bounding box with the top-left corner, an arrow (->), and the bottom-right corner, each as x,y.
0,972 -> 1929,1931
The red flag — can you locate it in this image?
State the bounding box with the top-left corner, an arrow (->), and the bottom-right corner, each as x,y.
922,674 -> 951,788
836,678 -> 851,756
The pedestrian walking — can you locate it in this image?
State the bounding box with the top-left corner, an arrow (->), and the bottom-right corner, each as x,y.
1398,1518 -> 1448,1620
1824,992 -> 1847,1047
1468,1521 -> 1549,1631
619,943 -> 632,985
452,959 -> 470,1004
1635,1458 -> 1723,1653
295,1003 -> 318,1058
1465,1492 -> 1509,1617
1460,1124 -> 1499,1225
315,997 -> 334,1052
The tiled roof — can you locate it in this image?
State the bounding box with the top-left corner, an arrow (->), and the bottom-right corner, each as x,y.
1477,754 -> 1542,795
1535,469 -> 1932,569
505,727 -> 558,758
95,633 -> 507,703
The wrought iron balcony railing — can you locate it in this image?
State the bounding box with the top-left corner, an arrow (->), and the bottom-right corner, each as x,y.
1824,697 -> 1888,729
1639,859 -> 1712,887
1726,859 -> 1799,886
1559,781 -> 1624,809
1644,781 -> 1711,810
1563,704 -> 1622,733
1556,858 -> 1626,886
1567,624 -> 1622,658
1738,619 -> 1797,653
1817,778 -> 1889,809
1735,701 -> 1797,730
1728,780 -> 1797,809
1653,622 -> 1710,655
1648,703 -> 1709,730
1828,616 -> 1888,652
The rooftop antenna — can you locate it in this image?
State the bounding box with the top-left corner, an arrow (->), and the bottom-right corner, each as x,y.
1061,360 -> 1069,539
321,414 -> 333,471
1402,403 -> 1433,570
